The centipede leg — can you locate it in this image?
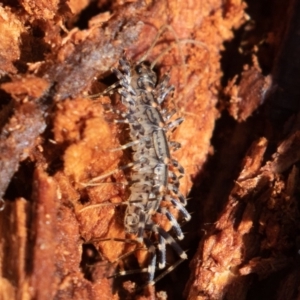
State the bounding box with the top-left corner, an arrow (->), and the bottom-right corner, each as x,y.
171,158 -> 185,174
82,159 -> 149,186
168,183 -> 186,205
166,117 -> 184,130
157,84 -> 175,105
144,240 -> 157,282
169,141 -> 181,151
166,196 -> 191,221
149,223 -> 187,260
158,207 -> 184,240
157,234 -> 166,269
109,137 -> 150,151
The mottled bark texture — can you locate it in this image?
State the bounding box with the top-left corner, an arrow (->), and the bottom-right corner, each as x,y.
1,0 -> 299,299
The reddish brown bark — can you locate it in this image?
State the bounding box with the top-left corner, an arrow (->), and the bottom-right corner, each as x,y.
1,0 -> 299,299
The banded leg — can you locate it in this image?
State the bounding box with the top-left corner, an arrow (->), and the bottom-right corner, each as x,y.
161,108 -> 176,121
101,103 -> 124,115
147,258 -> 186,286
168,170 -> 180,186
119,57 -> 131,76
144,239 -> 157,282
168,183 -> 186,205
157,85 -> 175,105
88,80 -> 120,98
171,158 -> 184,174
89,66 -> 129,98
157,234 -> 166,269
147,223 -> 187,260
113,69 -> 136,95
155,75 -> 175,105
88,58 -> 132,99
106,239 -> 157,283
164,195 -> 191,221
158,207 -> 184,240
118,88 -> 136,106
169,141 -> 181,151
137,210 -> 146,243
93,62 -> 134,99
166,117 -> 184,131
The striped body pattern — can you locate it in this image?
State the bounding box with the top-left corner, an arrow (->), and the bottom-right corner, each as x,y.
101,57 -> 191,284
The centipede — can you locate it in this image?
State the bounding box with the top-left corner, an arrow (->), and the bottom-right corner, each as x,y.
80,25 -> 205,288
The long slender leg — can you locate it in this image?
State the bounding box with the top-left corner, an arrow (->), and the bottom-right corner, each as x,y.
155,75 -> 175,105
88,57 -> 133,99
166,117 -> 184,131
105,238 -> 157,283
113,69 -> 136,96
108,267 -> 149,278
163,196 -> 191,221
137,210 -> 146,243
169,141 -> 181,151
144,239 -> 157,282
81,158 -> 149,187
79,195 -> 159,214
88,237 -> 139,245
171,158 -> 184,174
109,137 -> 151,152
148,258 -> 186,286
119,57 -> 131,76
103,105 -> 127,117
168,170 -> 180,186
158,207 -> 184,240
88,80 -> 120,99
157,234 -> 166,269
148,223 -> 187,260
168,183 -> 186,205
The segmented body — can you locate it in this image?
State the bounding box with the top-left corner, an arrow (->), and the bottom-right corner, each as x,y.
103,57 -> 191,283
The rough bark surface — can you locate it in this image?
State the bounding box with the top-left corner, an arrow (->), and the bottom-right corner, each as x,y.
0,0 -> 299,299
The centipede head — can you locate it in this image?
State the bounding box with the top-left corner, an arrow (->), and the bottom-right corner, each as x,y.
132,62 -> 157,92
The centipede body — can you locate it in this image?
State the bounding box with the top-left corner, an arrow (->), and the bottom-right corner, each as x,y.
84,52 -> 191,286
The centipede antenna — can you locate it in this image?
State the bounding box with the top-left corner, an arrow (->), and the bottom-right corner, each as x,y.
149,25 -> 183,70
180,39 -> 210,64
152,36 -> 210,118
136,25 -> 178,65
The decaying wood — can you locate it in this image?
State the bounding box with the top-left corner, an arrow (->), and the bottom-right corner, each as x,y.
1,0 -> 300,299
225,65 -> 272,122
185,136 -> 300,299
